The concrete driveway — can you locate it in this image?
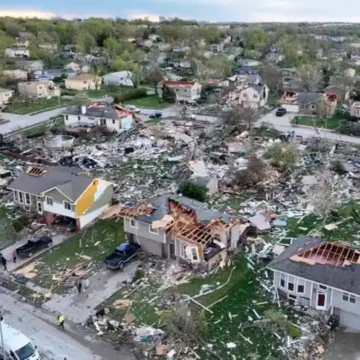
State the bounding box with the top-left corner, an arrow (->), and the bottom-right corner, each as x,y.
43,261 -> 139,324
326,330 -> 360,360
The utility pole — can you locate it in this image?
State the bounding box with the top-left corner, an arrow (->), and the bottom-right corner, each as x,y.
0,311 -> 5,360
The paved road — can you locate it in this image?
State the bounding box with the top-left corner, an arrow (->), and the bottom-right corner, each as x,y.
259,109 -> 360,145
0,287 -> 136,360
0,107 -> 66,135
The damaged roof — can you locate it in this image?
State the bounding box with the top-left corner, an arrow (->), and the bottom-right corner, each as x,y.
135,193 -> 232,225
268,235 -> 360,295
8,166 -> 94,202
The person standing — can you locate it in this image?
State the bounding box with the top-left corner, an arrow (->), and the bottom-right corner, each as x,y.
77,279 -> 82,294
12,250 -> 17,263
58,314 -> 65,330
0,254 -> 7,271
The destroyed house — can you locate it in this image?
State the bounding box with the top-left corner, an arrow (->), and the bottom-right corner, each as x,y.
63,102 -> 134,133
8,166 -> 114,230
102,194 -> 244,269
268,235 -> 360,330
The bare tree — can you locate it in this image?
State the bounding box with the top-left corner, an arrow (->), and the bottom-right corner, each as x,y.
297,64 -> 323,92
221,105 -> 259,133
260,63 -> 282,95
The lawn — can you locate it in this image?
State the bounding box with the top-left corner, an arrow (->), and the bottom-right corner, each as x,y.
31,218 -> 125,289
22,116 -> 64,137
124,95 -> 169,109
291,112 -> 345,130
0,205 -> 19,249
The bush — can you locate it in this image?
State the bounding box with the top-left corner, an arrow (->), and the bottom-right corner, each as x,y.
113,88 -> 147,103
289,326 -> 301,338
134,269 -> 145,280
264,143 -> 298,172
12,215 -> 29,232
233,156 -> 267,187
338,120 -> 360,136
178,180 -> 208,202
331,159 -> 346,174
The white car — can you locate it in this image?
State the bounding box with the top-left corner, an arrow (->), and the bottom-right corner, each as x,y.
126,105 -> 141,113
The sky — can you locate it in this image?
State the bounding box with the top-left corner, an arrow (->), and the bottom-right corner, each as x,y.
0,0 -> 360,23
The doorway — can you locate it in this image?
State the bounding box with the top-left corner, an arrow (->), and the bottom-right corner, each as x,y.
316,292 -> 326,310
169,241 -> 176,260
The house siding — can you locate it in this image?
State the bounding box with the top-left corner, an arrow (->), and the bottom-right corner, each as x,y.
76,179 -> 98,217
332,289 -> 360,315
124,218 -> 166,244
42,188 -> 76,218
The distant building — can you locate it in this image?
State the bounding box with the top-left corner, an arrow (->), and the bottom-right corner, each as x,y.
18,81 -> 60,99
350,102 -> 360,119
102,71 -> 133,87
2,69 -> 28,81
0,88 -> 15,108
5,47 -> 29,58
157,80 -> 202,103
64,74 -> 101,91
14,60 -> 44,72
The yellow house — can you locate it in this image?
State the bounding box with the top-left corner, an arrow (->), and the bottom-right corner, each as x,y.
64,73 -> 101,91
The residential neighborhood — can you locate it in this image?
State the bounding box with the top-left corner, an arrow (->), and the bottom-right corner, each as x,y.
1,9 -> 360,360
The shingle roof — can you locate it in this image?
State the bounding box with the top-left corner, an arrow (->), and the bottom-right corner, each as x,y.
268,235 -> 360,295
296,92 -> 322,105
135,193 -> 231,225
8,167 -> 94,202
64,102 -> 130,120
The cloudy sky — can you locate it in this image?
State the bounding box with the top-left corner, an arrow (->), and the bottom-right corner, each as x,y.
0,0 -> 359,22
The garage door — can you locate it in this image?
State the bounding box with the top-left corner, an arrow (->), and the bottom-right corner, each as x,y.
281,104 -> 299,113
340,309 -> 360,330
136,236 -> 163,257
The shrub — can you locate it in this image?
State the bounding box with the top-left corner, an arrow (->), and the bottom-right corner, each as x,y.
338,120 -> 360,136
178,180 -> 208,202
265,143 -> 298,172
134,269 -> 145,280
233,156 -> 267,187
113,88 -> 147,103
12,215 -> 29,232
331,159 -> 346,175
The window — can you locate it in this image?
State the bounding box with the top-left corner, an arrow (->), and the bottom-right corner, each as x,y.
191,247 -> 198,261
19,192 -> 24,203
25,193 -> 31,205
112,119 -> 115,124
78,116 -> 81,121
280,274 -> 285,288
46,197 -> 53,206
100,119 -> 106,126
14,191 -> 19,202
149,225 -> 158,234
64,201 -> 71,210
297,279 -> 305,294
343,292 -> 356,303
37,202 -> 42,213
130,219 -> 138,228
65,115 -> 68,121
319,285 -> 327,290
288,282 -> 294,291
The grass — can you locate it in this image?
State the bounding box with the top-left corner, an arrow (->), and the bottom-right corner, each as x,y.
31,218 -> 126,289
22,116 -> 64,137
0,205 -> 22,250
291,112 -> 346,130
123,95 -> 169,109
5,97 -> 87,115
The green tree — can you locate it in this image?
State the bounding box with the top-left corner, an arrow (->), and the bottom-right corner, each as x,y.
104,37 -> 123,58
162,85 -> 176,103
178,181 -> 208,202
243,27 -> 269,51
75,30 -> 96,53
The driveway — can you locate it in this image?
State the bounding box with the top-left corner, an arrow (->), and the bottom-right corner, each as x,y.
326,330 -> 360,360
43,261 -> 139,324
0,107 -> 66,135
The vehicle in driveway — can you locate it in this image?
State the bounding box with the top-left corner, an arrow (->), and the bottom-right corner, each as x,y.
276,107 -> 287,117
149,111 -> 162,119
126,105 -> 141,113
16,235 -> 53,258
104,242 -> 140,270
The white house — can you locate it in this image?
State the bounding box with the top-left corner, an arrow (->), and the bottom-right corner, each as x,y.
0,88 -> 15,107
5,47 -> 30,58
102,71 -> 134,87
65,62 -> 80,72
157,80 -> 202,103
63,101 -> 134,133
228,84 -> 269,110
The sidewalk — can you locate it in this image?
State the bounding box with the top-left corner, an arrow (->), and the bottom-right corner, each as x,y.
43,261 -> 139,324
0,234 -> 68,272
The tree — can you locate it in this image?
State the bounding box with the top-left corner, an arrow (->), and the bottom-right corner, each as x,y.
260,63 -> 282,95
162,85 -> 176,103
147,65 -> 164,93
104,37 -> 123,58
131,64 -> 145,88
75,31 -> 96,53
131,49 -> 146,64
243,27 -> 269,52
297,64 -> 323,91
264,143 -> 298,172
222,106 -> 259,133
178,181 -> 208,202
233,156 -> 267,187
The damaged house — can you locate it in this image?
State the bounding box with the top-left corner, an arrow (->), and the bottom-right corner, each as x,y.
102,194 -> 246,269
8,166 -> 114,230
268,235 -> 360,331
280,91 -> 337,116
63,101 -> 134,134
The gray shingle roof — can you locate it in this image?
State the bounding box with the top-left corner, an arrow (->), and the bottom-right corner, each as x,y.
296,92 -> 322,105
250,85 -> 263,94
8,167 -> 94,202
268,235 -> 360,295
64,103 -> 122,120
135,193 -> 232,225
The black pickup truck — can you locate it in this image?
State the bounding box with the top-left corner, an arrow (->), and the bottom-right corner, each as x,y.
16,235 -> 53,258
104,242 -> 140,270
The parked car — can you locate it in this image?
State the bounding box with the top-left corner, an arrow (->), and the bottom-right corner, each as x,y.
126,105 -> 141,113
104,242 -> 141,270
16,235 -> 53,258
276,107 -> 287,117
149,111 -> 162,119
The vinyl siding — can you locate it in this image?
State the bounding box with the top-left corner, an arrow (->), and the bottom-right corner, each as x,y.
124,218 -> 166,244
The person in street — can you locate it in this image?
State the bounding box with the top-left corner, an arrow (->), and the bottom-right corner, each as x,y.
12,250 -> 17,263
58,314 -> 65,330
0,254 -> 7,271
77,279 -> 82,293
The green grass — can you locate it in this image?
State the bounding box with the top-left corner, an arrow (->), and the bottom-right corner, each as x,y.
31,218 -> 126,289
0,205 -> 18,249
123,95 -> 169,109
291,113 -> 345,130
22,116 -> 64,137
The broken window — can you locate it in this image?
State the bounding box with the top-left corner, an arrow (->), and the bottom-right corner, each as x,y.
46,197 -> 53,206
191,247 -> 198,261
64,201 -> 71,210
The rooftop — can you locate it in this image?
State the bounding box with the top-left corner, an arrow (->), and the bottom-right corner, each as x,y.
158,80 -> 197,89
67,73 -> 99,81
0,88 -> 13,93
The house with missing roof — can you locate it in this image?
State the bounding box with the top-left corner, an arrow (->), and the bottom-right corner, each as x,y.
228,84 -> 269,110
157,80 -> 202,103
63,101 -> 134,133
8,166 -> 114,230
102,194 -> 247,269
268,236 -> 360,330
280,91 -> 337,116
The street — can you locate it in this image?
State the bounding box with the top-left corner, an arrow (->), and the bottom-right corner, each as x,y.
0,287 -> 136,360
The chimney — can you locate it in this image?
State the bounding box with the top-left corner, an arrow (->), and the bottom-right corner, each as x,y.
81,105 -> 86,115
